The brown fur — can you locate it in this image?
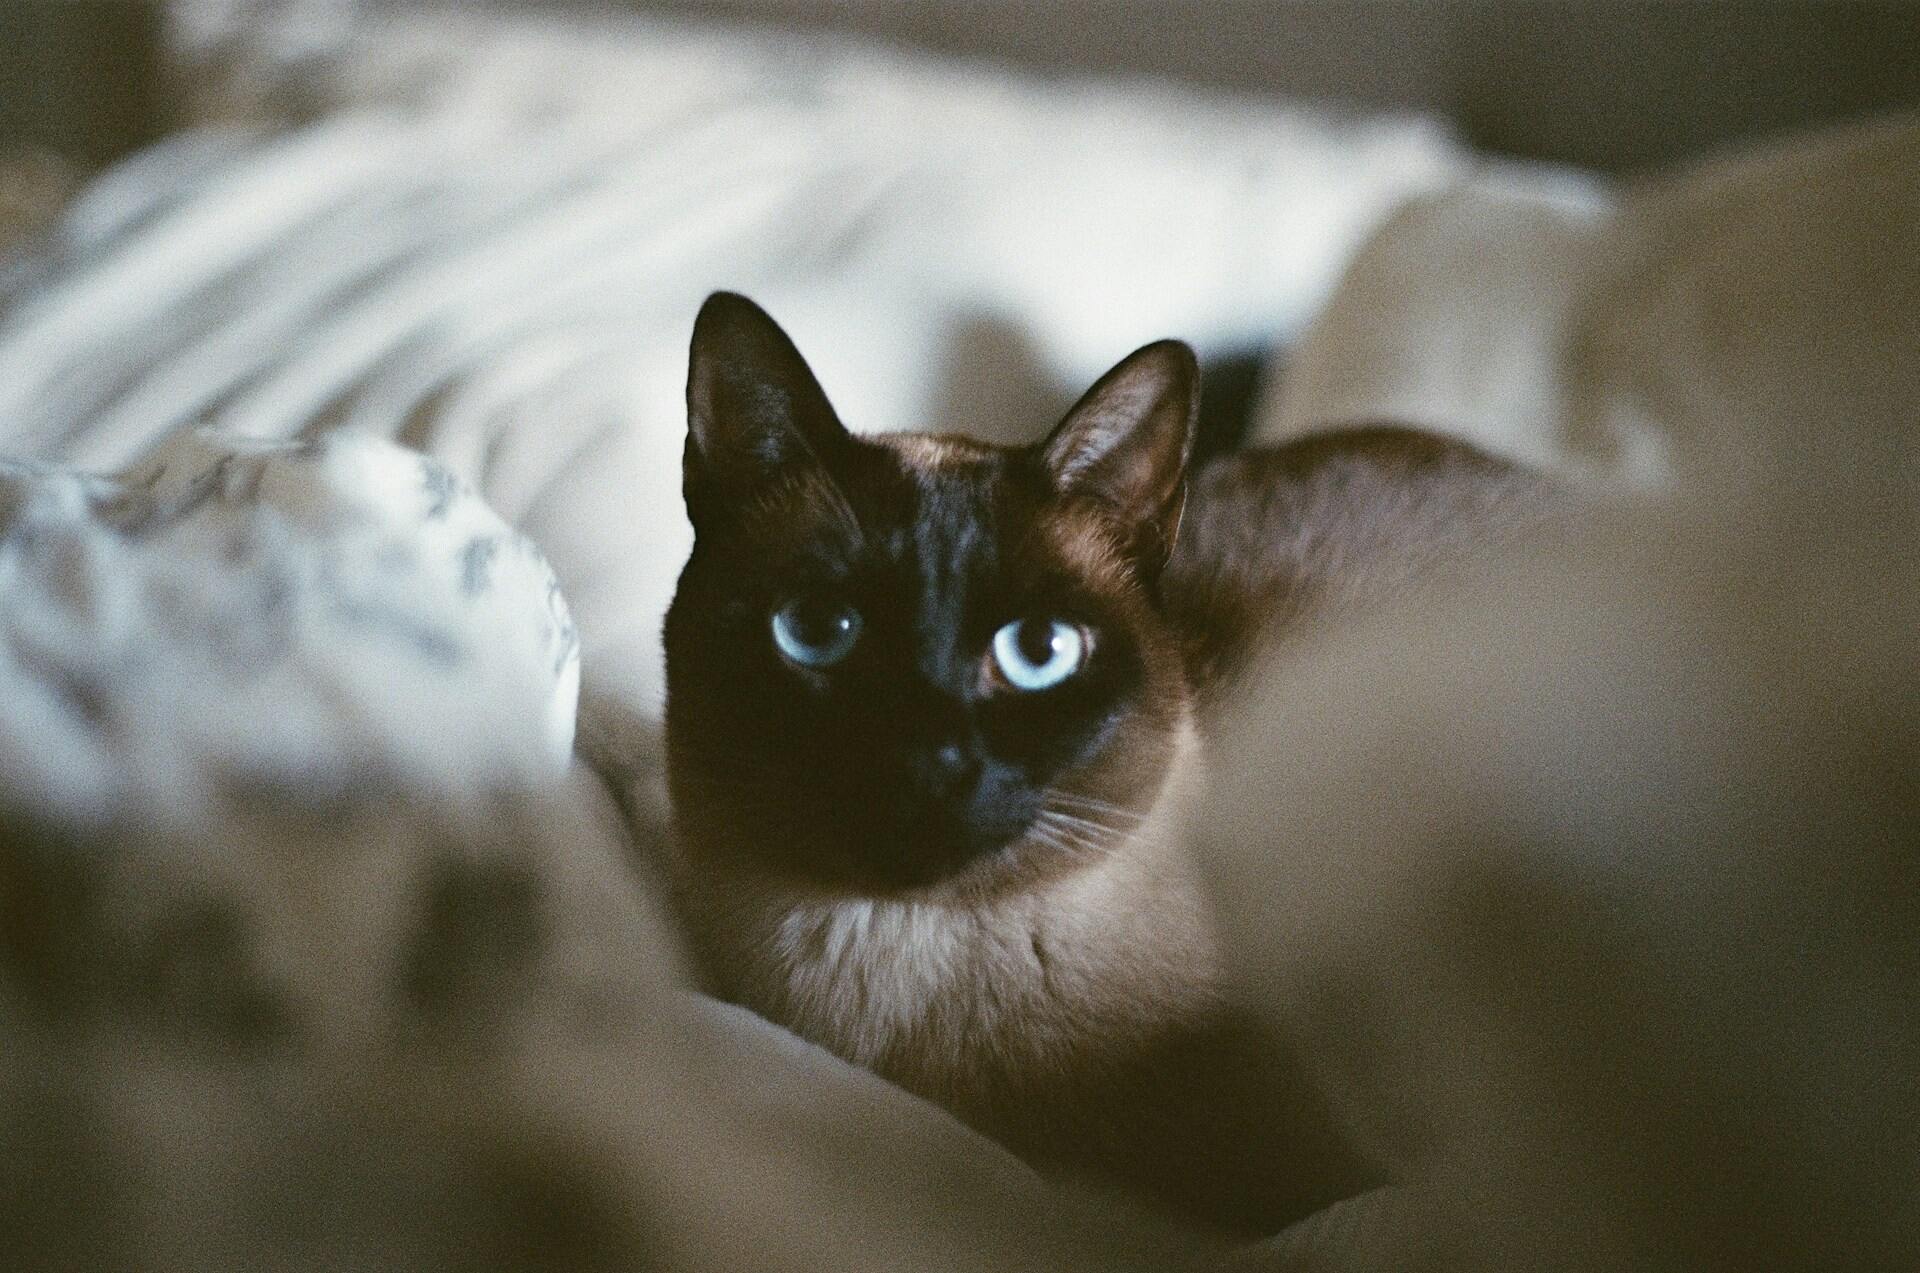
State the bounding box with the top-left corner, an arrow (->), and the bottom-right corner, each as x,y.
660,294 -> 1560,1235
1166,425 -> 1562,706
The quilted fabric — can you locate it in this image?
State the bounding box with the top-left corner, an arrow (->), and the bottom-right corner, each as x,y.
0,429 -> 577,822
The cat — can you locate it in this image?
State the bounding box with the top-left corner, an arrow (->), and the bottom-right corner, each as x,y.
659,291 -> 1558,1235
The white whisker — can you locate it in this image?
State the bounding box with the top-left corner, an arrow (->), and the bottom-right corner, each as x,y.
1031,811 -> 1121,857
1026,820 -> 1091,857
1044,792 -> 1148,825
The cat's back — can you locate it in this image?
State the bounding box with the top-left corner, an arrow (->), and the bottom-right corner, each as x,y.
1164,425 -> 1560,696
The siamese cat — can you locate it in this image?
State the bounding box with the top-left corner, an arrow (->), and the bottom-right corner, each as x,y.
660,292 -> 1554,1234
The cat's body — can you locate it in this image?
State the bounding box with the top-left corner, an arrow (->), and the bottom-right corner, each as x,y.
660,294 -> 1555,1234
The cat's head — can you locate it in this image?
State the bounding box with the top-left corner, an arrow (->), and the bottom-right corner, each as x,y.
663,293 -> 1198,896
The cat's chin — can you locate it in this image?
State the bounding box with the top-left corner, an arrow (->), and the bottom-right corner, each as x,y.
769,812 -> 1113,902
832,821 -> 1036,897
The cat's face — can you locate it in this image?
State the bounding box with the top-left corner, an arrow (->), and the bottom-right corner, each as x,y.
664,294 -> 1198,896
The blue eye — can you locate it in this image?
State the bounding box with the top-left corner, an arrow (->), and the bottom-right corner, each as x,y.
772,598 -> 862,668
991,619 -> 1088,692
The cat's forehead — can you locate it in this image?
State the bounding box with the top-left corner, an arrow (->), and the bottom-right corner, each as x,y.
870,433 -> 1009,546
865,435 -> 1129,581
764,432 -> 1024,549
877,433 -> 1002,469
728,431 -> 1126,593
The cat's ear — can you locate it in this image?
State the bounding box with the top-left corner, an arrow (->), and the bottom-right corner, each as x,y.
1040,340 -> 1199,568
684,292 -> 850,520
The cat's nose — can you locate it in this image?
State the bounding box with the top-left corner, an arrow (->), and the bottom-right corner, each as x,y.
914,740 -> 981,799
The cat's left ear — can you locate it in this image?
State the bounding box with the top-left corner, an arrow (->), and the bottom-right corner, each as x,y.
1040,340 -> 1199,569
684,292 -> 851,526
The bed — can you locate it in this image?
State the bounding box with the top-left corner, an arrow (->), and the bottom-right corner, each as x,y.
1,4 -> 1914,1269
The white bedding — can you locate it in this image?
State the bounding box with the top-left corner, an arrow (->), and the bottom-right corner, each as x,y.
0,430 -> 578,822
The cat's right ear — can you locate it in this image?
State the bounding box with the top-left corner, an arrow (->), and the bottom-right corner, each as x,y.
1040,339 -> 1199,571
684,292 -> 850,524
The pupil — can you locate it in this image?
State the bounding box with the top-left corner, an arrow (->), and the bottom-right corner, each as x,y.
796,602 -> 846,644
1017,620 -> 1058,664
